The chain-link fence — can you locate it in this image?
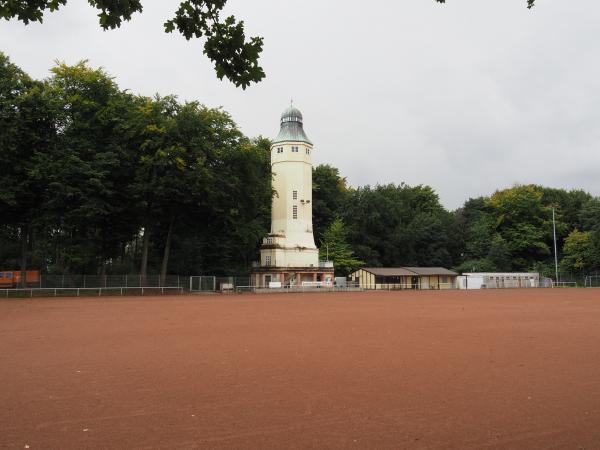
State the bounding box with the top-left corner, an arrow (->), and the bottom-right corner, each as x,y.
34,274 -> 190,289
4,270 -> 598,298
189,276 -> 251,292
555,271 -> 600,287
16,274 -> 253,292
1,274 -> 254,298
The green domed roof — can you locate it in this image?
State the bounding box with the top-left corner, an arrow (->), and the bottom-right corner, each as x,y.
274,104 -> 312,145
280,105 -> 303,123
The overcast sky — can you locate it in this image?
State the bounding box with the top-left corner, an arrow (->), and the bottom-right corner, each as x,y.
2,0 -> 599,209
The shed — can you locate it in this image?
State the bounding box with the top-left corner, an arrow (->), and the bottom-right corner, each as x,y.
350,267 -> 458,290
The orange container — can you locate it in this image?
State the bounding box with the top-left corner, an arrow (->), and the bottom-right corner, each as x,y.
0,270 -> 40,288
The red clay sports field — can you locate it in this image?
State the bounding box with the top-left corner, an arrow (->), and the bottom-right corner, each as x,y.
2,289 -> 600,449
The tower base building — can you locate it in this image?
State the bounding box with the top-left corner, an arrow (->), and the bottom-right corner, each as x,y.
252,105 -> 334,288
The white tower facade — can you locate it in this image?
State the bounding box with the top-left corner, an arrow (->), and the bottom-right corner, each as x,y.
253,105 -> 334,288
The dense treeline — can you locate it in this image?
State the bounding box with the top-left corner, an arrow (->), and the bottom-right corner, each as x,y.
313,167 -> 600,278
2,54 -> 600,281
0,53 -> 271,281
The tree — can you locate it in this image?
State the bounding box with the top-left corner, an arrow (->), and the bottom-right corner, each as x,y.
342,183 -> 457,268
454,258 -> 497,274
489,185 -> 554,270
0,0 -> 264,89
168,108 -> 271,276
561,230 -> 593,273
0,54 -> 275,277
577,198 -> 600,271
579,198 -> 600,232
0,53 -> 57,286
312,164 -> 349,243
41,61 -> 141,274
487,234 -> 511,271
130,95 -> 186,283
319,218 -> 363,276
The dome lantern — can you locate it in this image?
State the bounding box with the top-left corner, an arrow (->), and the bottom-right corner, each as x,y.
273,104 -> 312,145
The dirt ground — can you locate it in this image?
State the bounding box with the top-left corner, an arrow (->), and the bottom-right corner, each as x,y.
1,289 -> 600,449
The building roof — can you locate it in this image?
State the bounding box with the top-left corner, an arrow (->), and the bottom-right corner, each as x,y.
405,267 -> 458,276
280,105 -> 303,122
358,267 -> 458,277
359,268 -> 416,277
273,105 -> 312,145
463,272 -> 539,277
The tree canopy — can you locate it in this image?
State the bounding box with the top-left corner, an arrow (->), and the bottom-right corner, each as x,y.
319,218 -> 363,276
0,53 -> 270,279
0,0 -> 264,88
2,52 -> 600,283
1,0 -> 540,88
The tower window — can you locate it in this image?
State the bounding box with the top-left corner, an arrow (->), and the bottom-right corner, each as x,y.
293,190 -> 298,200
276,147 -> 283,154
292,146 -> 298,153
306,148 -> 310,155
293,205 -> 298,219
266,256 -> 272,266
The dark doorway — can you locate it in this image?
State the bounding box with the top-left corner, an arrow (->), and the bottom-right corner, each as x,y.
411,276 -> 419,290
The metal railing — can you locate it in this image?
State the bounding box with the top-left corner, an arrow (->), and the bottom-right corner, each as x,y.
235,284 -> 365,294
0,286 -> 184,298
10,274 -> 190,290
584,275 -> 600,288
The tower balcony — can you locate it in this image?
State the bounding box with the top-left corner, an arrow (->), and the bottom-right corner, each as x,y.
261,234 -> 285,248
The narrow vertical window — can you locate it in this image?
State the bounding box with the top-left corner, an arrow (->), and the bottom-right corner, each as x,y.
293,205 -> 298,219
266,256 -> 272,266
293,190 -> 298,200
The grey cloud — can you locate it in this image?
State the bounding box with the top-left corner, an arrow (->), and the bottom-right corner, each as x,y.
1,0 -> 599,209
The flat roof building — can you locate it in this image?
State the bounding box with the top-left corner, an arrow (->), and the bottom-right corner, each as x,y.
458,273 -> 540,289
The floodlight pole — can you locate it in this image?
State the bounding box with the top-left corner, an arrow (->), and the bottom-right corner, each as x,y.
552,207 -> 559,283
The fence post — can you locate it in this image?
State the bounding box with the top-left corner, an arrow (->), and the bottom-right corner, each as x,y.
83,275 -> 86,288
62,274 -> 65,288
125,275 -> 128,288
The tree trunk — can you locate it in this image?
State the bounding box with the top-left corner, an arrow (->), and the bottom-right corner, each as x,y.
160,217 -> 175,287
19,225 -> 28,289
140,226 -> 150,286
